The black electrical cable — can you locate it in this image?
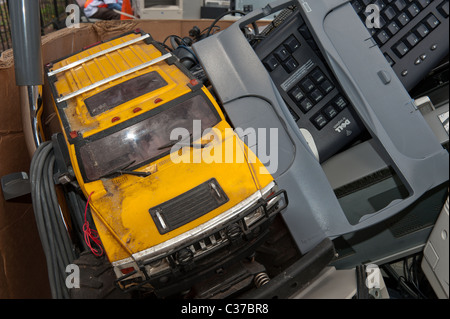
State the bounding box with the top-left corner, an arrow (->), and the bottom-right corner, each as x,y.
30,142 -> 58,297
381,264 -> 419,299
205,10 -> 259,38
47,156 -> 76,264
30,141 -> 77,299
42,154 -> 73,300
39,145 -> 65,298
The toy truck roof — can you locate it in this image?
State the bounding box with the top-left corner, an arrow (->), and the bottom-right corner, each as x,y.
47,31 -> 197,139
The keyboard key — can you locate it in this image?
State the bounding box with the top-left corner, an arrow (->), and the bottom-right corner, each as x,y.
288,107 -> 299,121
378,16 -> 387,28
415,23 -> 430,38
274,45 -> 290,61
373,0 -> 387,10
333,95 -> 349,111
393,41 -> 409,57
310,89 -> 324,103
310,69 -> 326,83
394,0 -> 406,11
284,36 -> 301,53
282,57 -> 299,73
311,113 -> 328,130
438,1 -> 449,18
417,0 -> 431,9
289,86 -> 305,102
407,3 -> 421,17
376,30 -> 391,44
351,0 -> 364,13
387,21 -> 401,35
324,105 -> 338,119
299,98 -> 314,113
384,53 -> 395,66
263,55 -> 279,72
397,12 -> 411,26
320,80 -> 334,94
384,6 -> 397,21
298,25 -> 312,40
405,32 -> 420,46
301,78 -> 315,92
425,14 -> 440,29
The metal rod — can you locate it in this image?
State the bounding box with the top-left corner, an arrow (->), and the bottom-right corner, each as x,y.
9,0 -> 43,85
56,53 -> 172,103
48,34 -> 151,76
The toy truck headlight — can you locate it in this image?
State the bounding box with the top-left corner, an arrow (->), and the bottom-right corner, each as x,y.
244,206 -> 265,227
244,182 -> 288,228
144,258 -> 171,277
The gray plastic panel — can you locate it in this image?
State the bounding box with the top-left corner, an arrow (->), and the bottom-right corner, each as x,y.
193,0 -> 449,253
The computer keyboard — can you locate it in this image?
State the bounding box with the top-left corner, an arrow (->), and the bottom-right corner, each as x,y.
351,0 -> 449,91
254,11 -> 364,163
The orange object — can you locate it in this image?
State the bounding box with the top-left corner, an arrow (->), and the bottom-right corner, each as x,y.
120,0 -> 133,20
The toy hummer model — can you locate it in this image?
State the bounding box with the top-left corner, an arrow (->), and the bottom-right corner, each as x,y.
45,30 -> 288,297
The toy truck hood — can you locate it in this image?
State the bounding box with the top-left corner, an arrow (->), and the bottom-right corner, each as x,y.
84,132 -> 273,262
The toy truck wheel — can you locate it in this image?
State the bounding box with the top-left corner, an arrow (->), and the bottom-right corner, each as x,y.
69,251 -> 130,299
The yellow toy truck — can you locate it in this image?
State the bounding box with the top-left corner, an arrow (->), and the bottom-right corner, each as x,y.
45,30 -> 288,297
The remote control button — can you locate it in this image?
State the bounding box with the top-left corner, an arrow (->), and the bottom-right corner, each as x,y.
274,45 -> 290,62
324,105 -> 338,119
300,78 -> 315,92
289,86 -> 305,102
320,80 -> 334,94
284,36 -> 301,53
310,69 -> 326,83
263,55 -> 279,72
282,57 -> 299,73
333,95 -> 348,111
299,98 -> 314,113
311,113 -> 328,130
310,89 -> 324,103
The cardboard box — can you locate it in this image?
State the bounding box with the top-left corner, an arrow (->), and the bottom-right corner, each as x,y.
0,18 -> 257,298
